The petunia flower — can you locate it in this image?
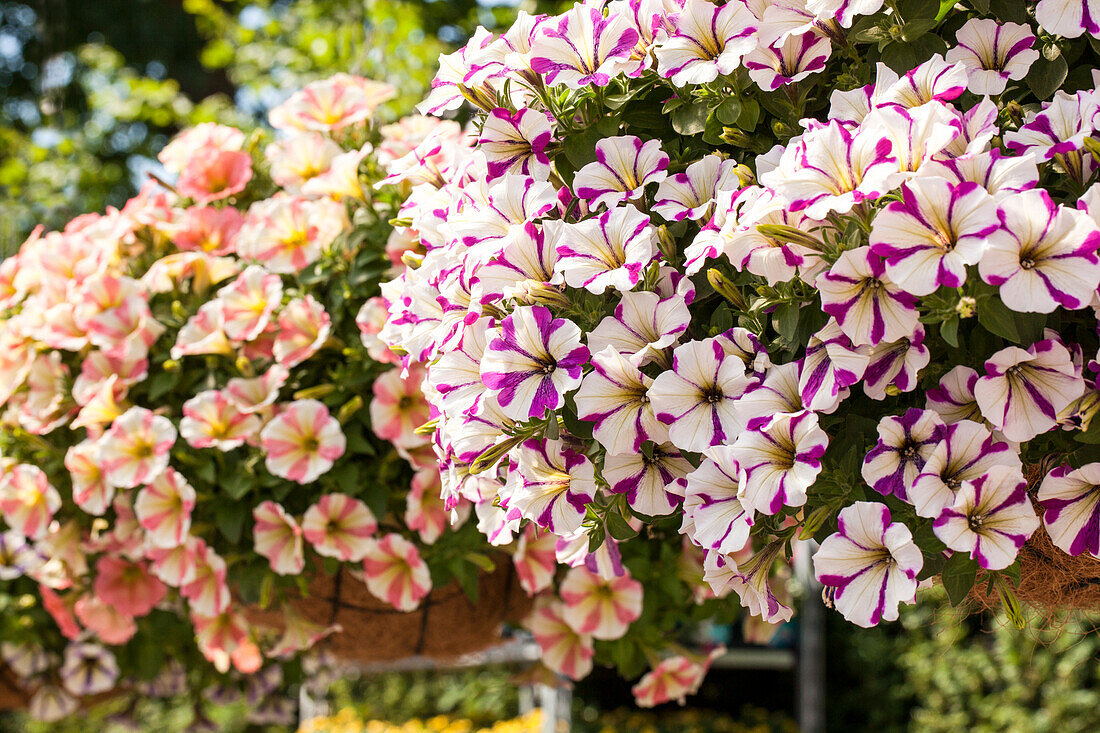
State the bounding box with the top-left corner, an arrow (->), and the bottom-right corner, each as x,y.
93,557 -> 166,617
655,0 -> 758,86
260,399 -> 346,484
510,439 -> 596,535
587,289 -> 692,367
862,409 -> 944,502
725,544 -> 794,623
0,464 -> 61,539
680,445 -> 754,555
933,464 -> 1040,570
60,642 -> 119,696
861,327 -> 930,401
1035,0 -> 1100,39
732,411 -> 828,515
632,649 -> 722,708
252,501 -> 305,576
873,53 -> 968,107
97,406 -> 176,489
524,598 -> 595,680
370,364 -> 431,449
650,338 -> 758,452
550,205 -> 657,294
146,536 -> 204,588
237,195 -> 348,274
480,306 -> 589,421
974,339 -> 1085,442
798,319 -> 871,412
265,131 -> 341,191
269,73 -> 392,131
361,533 -> 433,612
1037,463 -> 1100,558
225,365 -> 288,414
868,177 -> 1000,296
814,502 -> 923,627
405,468 -> 454,545
733,361 -> 805,430
603,443 -> 692,517
0,529 -> 43,580
216,265 -> 282,342
301,493 -> 377,562
134,468 -> 196,549
653,154 -> 742,222
909,419 -> 1022,519
269,605 -> 339,659
980,189 -> 1100,313
559,566 -> 644,641
29,686 -> 79,723
180,542 -> 231,616
176,147 -> 253,204
925,365 -> 983,423
273,295 -> 332,368
512,526 -> 558,596
73,596 -> 137,645
192,609 -> 249,673
946,18 -> 1039,95
818,246 -> 919,347
180,389 -> 261,450
476,223 -> 562,302
529,4 -> 641,88
575,346 -> 666,455
573,136 -> 669,210
478,107 -> 554,180
744,31 -> 831,91
171,300 -> 233,360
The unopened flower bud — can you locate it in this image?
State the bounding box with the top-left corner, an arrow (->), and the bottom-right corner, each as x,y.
401,251 -> 425,269
720,127 -> 750,147
337,395 -> 364,424
171,300 -> 188,320
162,359 -> 181,372
294,384 -> 336,400
707,269 -> 749,311
234,356 -> 255,377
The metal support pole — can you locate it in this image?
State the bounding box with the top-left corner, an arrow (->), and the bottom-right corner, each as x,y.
796,540 -> 825,733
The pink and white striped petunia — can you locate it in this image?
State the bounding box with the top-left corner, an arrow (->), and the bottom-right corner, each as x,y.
814,501 -> 922,628
513,526 -> 558,596
237,195 -> 347,274
1035,0 -> 1100,39
510,439 -> 596,535
559,566 -> 644,641
268,74 -> 392,132
550,205 -> 656,294
252,500 -> 305,576
479,306 -> 589,421
405,468 -> 452,545
273,295 -> 332,368
147,535 -> 204,588
732,411 -> 828,515
744,31 -> 831,91
260,399 -> 346,484
370,365 -> 431,449
0,464 -> 61,539
818,247 -> 919,347
980,189 -> 1100,313
934,465 -> 1040,570
649,338 -> 758,453
868,177 -> 1000,296
97,407 -> 177,489
632,649 -> 722,708
575,346 -> 666,455
654,0 -> 758,86
653,154 -> 742,222
180,542 -> 230,616
134,468 -> 196,549
361,533 -> 432,612
574,136 -> 669,210
529,4 -> 641,88
217,265 -> 282,342
478,107 -> 554,180
587,289 -> 692,367
180,390 -> 261,450
862,409 -> 944,503
974,340 -> 1085,443
302,493 -> 377,562
680,445 -> 754,555
946,19 -> 1039,95
1037,463 -> 1100,558
602,443 -> 692,517
524,598 -> 595,680
226,365 -> 288,415
910,419 -> 1022,519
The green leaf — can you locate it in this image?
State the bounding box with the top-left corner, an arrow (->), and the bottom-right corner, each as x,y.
1028,51 -> 1069,100
901,18 -> 938,41
563,126 -> 603,168
716,97 -> 742,125
976,296 -> 1020,343
969,0 -> 990,12
222,472 -> 253,500
1075,414 -> 1100,444
671,101 -> 709,136
216,503 -> 248,544
989,0 -> 1028,23
881,42 -> 918,74
940,316 -> 960,348
737,98 -> 760,131
897,0 -> 940,18
774,300 -> 802,344
941,553 -> 979,607
606,510 -> 639,541
146,369 -> 181,401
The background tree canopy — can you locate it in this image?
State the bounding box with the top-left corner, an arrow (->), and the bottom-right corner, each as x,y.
0,0 -> 566,253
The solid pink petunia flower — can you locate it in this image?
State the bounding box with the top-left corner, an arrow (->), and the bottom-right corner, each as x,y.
134,468 -> 196,549
361,533 -> 433,612
176,148 -> 253,204
302,493 -> 378,562
253,500 -> 305,576
559,566 -> 644,641
73,596 -> 137,645
97,407 -> 177,489
260,399 -> 346,484
93,557 -> 166,618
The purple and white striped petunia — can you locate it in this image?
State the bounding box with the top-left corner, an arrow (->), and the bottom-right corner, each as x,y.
654,0 -> 758,86
653,154 -> 742,222
719,186 -> 829,285
649,338 -> 759,452
575,346 -> 667,455
417,28 -> 504,116
813,501 -> 922,628
732,410 -> 828,515
862,327 -> 930,401
60,642 -> 119,696
550,205 -> 657,294
510,438 -> 597,534
0,529 -> 43,580
429,316 -> 493,420
448,174 -> 558,262
925,365 -> 983,424
762,120 -> 899,220
1037,463 -> 1100,558
1035,0 -> 1100,40
480,306 -> 590,421
980,189 -> 1100,313
680,445 -> 754,555
861,101 -> 961,177
818,247 -> 919,348
529,4 -> 642,89
1003,90 -> 1099,162
477,222 -> 562,302
933,464 -> 1040,570
726,543 -> 794,623
974,339 -> 1085,442
922,149 -> 1040,202
804,0 -> 886,28
733,361 -> 805,430
744,31 -> 831,91
868,177 -> 1000,296
603,443 -> 692,517
945,19 -> 1039,95
874,53 -> 968,108
478,107 -> 554,181
861,409 -> 944,502
909,419 -> 1022,519
588,289 -> 692,367
574,136 -> 669,210
799,319 -> 871,412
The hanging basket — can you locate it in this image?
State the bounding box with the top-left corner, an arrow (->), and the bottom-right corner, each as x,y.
246,559 -> 532,664
968,461 -> 1100,613
0,665 -> 30,710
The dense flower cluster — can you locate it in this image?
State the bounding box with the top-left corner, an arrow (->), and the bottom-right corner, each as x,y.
379,0 -> 1100,702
